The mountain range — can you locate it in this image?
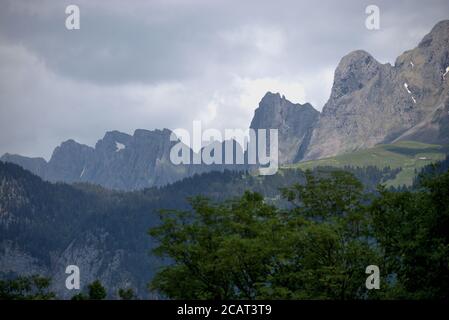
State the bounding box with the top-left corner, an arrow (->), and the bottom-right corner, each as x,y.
1,20 -> 449,299
3,20 -> 449,190
2,20 -> 449,190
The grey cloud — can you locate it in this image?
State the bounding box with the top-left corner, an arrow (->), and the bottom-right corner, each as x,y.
0,0 -> 448,158
2,0 -> 447,84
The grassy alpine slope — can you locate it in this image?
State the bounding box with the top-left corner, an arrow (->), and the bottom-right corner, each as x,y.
286,141 -> 449,187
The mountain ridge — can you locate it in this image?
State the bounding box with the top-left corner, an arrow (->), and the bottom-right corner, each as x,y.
2,20 -> 449,190
304,19 -> 449,159
1,93 -> 319,190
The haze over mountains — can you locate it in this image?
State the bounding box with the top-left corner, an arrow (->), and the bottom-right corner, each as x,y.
2,20 -> 449,190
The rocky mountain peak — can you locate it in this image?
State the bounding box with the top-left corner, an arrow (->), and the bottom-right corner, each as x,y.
304,20 -> 449,161
102,130 -> 132,142
51,139 -> 93,156
250,92 -> 319,164
396,20 -> 449,77
251,92 -> 317,128
95,131 -> 132,153
329,50 -> 381,102
418,19 -> 449,49
49,139 -> 94,165
259,91 -> 282,105
46,140 -> 94,183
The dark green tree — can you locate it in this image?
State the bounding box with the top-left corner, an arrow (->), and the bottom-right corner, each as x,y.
0,275 -> 55,300
149,192 -> 283,299
88,280 -> 107,300
272,170 -> 379,299
118,288 -> 136,300
369,171 -> 449,299
70,293 -> 87,300
149,170 -> 381,299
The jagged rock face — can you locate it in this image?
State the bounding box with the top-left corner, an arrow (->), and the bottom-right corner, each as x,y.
1,93 -> 317,188
304,20 -> 449,160
392,20 -> 449,145
46,139 -> 95,183
1,129 -> 194,190
79,129 -> 191,190
0,128 -> 249,190
396,97 -> 449,145
250,92 -> 319,164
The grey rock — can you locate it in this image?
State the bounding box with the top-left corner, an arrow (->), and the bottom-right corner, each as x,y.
0,154 -> 47,178
250,92 -> 319,164
1,129 -> 194,190
304,20 -> 449,160
46,139 -> 95,183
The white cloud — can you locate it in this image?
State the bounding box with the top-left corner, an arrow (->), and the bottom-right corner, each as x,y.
0,43 -> 210,159
236,76 -> 306,108
300,67 -> 335,109
221,25 -> 286,56
193,76 -> 307,136
0,42 -> 334,161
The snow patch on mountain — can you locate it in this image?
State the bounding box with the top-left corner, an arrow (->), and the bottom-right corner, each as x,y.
404,83 -> 412,94
404,83 -> 416,104
115,142 -> 125,152
443,66 -> 449,79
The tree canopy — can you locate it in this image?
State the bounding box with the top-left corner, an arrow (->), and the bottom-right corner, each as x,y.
150,169 -> 449,299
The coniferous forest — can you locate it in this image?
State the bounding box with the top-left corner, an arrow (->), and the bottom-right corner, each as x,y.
1,158 -> 448,300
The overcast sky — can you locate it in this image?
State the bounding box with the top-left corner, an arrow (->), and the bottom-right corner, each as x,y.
1,0 -> 448,159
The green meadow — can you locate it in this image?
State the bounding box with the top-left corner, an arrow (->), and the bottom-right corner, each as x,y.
285,141 -> 449,187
